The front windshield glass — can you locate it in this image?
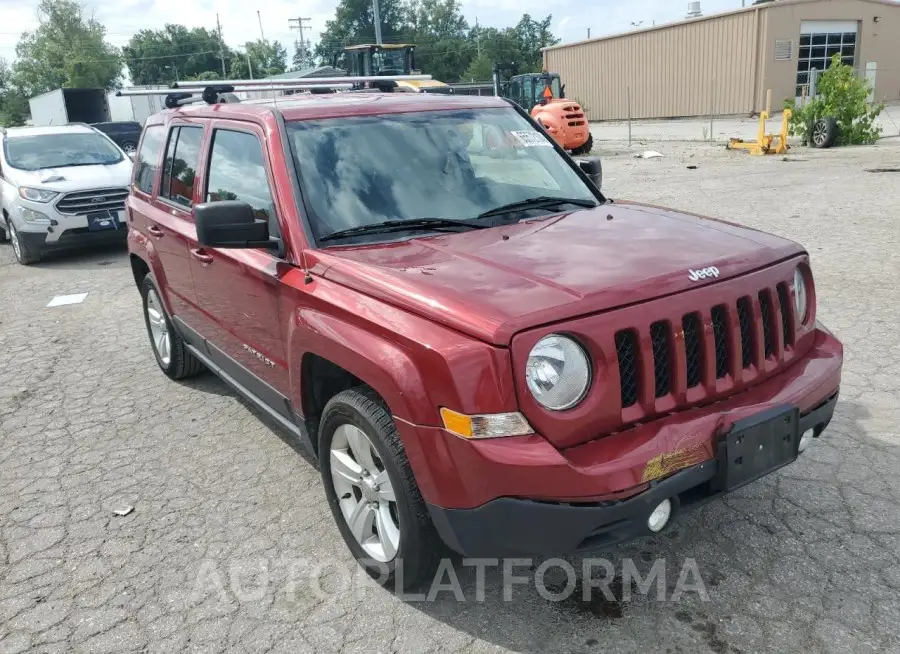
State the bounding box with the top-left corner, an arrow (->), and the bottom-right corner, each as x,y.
3,133 -> 124,171
286,107 -> 598,242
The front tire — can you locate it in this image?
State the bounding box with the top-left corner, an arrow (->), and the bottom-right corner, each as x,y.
319,388 -> 442,590
9,222 -> 40,265
140,275 -> 204,380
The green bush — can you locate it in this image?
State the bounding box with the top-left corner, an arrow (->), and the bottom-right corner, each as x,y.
785,54 -> 883,145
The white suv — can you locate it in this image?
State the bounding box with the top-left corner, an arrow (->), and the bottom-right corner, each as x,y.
0,124 -> 133,265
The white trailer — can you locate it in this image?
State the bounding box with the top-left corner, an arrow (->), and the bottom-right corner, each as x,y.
28,88 -> 111,125
107,86 -> 167,124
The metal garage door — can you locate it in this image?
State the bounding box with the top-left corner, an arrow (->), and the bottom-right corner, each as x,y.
796,20 -> 858,99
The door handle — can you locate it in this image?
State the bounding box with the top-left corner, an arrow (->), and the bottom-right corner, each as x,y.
147,224 -> 164,237
190,248 -> 214,265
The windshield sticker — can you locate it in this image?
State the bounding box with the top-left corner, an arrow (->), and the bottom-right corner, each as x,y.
510,130 -> 553,148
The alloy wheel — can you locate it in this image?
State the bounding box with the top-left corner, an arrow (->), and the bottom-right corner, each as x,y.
812,121 -> 827,146
123,143 -> 137,155
9,223 -> 21,261
145,288 -> 171,367
329,424 -> 400,562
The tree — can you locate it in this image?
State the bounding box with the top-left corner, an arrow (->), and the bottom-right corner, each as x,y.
292,39 -> 315,71
230,40 -> 288,79
785,54 -> 883,145
0,58 -> 29,127
12,0 -> 121,96
512,14 -> 559,72
461,54 -> 493,83
124,25 -> 234,85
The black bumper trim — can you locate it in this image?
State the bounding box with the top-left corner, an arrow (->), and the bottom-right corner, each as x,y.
427,392 -> 838,558
19,227 -> 127,252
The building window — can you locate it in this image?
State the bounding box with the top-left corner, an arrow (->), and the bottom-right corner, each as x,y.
796,31 -> 856,97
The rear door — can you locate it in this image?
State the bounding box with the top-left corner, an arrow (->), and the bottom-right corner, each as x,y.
188,121 -> 291,409
142,122 -> 206,318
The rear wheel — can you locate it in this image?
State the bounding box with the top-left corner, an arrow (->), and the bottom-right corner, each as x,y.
121,141 -> 137,156
319,387 -> 442,590
140,275 -> 204,380
571,133 -> 594,156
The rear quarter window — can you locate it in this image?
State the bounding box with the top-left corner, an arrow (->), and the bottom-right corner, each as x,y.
134,125 -> 164,195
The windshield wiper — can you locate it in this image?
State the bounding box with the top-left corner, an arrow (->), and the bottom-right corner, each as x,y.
477,196 -> 598,220
320,218 -> 488,242
37,161 -> 117,169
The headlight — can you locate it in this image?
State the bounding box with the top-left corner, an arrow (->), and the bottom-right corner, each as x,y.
526,334 -> 591,411
793,266 -> 808,323
19,187 -> 58,203
20,208 -> 51,224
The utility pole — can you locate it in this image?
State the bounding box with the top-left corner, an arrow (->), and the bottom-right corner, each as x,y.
476,18 -> 481,57
246,54 -> 254,79
257,10 -> 266,41
372,0 -> 383,45
587,28 -> 591,39
288,17 -> 312,65
216,13 -> 227,77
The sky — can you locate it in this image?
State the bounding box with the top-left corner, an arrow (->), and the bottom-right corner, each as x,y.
0,0 -> 743,65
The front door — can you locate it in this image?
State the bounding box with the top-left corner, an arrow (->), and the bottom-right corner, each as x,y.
188,122 -> 291,416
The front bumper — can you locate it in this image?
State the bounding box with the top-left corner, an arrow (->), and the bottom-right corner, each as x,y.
427,392 -> 837,557
18,224 -> 127,252
395,325 -> 842,556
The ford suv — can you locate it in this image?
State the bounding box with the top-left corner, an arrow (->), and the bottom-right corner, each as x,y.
0,124 -> 132,264
126,89 -> 842,588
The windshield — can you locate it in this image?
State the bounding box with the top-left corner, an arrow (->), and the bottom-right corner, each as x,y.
372,48 -> 409,75
286,107 -> 599,243
3,133 -> 124,171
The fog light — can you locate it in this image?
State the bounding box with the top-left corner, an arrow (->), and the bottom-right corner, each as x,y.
647,499 -> 672,533
798,428 -> 814,452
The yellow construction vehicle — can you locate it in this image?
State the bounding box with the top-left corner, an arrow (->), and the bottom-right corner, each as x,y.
727,109 -> 792,156
332,44 -> 451,93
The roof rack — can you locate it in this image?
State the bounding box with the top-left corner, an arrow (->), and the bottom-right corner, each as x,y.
116,74 -> 434,109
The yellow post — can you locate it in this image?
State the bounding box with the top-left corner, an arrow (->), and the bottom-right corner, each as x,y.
766,89 -> 772,116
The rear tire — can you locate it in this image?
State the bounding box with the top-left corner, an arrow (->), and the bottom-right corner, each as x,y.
810,117 -> 838,149
319,387 -> 443,591
9,222 -> 40,265
140,275 -> 204,380
121,141 -> 137,156
571,133 -> 594,156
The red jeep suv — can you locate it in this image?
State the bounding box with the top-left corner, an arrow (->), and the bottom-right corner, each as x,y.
126,89 -> 842,588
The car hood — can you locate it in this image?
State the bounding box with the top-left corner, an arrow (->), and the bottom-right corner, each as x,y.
8,161 -> 133,191
317,203 -> 805,345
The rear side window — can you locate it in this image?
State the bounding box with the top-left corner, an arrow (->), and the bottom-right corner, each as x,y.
134,126 -> 164,194
205,129 -> 278,236
162,126 -> 203,207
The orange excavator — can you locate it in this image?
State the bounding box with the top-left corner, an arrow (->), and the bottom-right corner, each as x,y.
492,63 -> 593,155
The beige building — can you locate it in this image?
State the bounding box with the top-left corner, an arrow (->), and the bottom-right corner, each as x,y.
542,0 -> 900,120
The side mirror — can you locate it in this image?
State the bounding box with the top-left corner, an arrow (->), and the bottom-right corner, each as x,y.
194,201 -> 274,249
577,157 -> 602,189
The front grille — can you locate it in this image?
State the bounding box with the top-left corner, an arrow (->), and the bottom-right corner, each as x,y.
650,321 -> 671,398
611,276 -> 800,419
682,313 -> 703,389
711,305 -> 729,379
759,290 -> 775,358
737,297 -> 754,369
615,330 -> 639,408
777,283 -> 793,347
55,188 -> 128,215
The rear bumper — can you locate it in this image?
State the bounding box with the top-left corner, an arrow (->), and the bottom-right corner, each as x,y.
426,391 -> 837,557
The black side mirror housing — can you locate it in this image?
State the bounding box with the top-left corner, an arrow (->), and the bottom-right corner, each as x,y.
577,156 -> 602,190
194,201 -> 275,249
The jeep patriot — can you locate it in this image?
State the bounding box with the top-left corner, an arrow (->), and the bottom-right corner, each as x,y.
126,89 -> 842,588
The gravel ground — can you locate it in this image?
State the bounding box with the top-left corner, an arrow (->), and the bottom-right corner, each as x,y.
1,140 -> 899,653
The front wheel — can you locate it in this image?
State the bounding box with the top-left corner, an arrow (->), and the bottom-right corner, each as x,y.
319,388 -> 442,590
810,117 -> 838,149
9,222 -> 40,265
